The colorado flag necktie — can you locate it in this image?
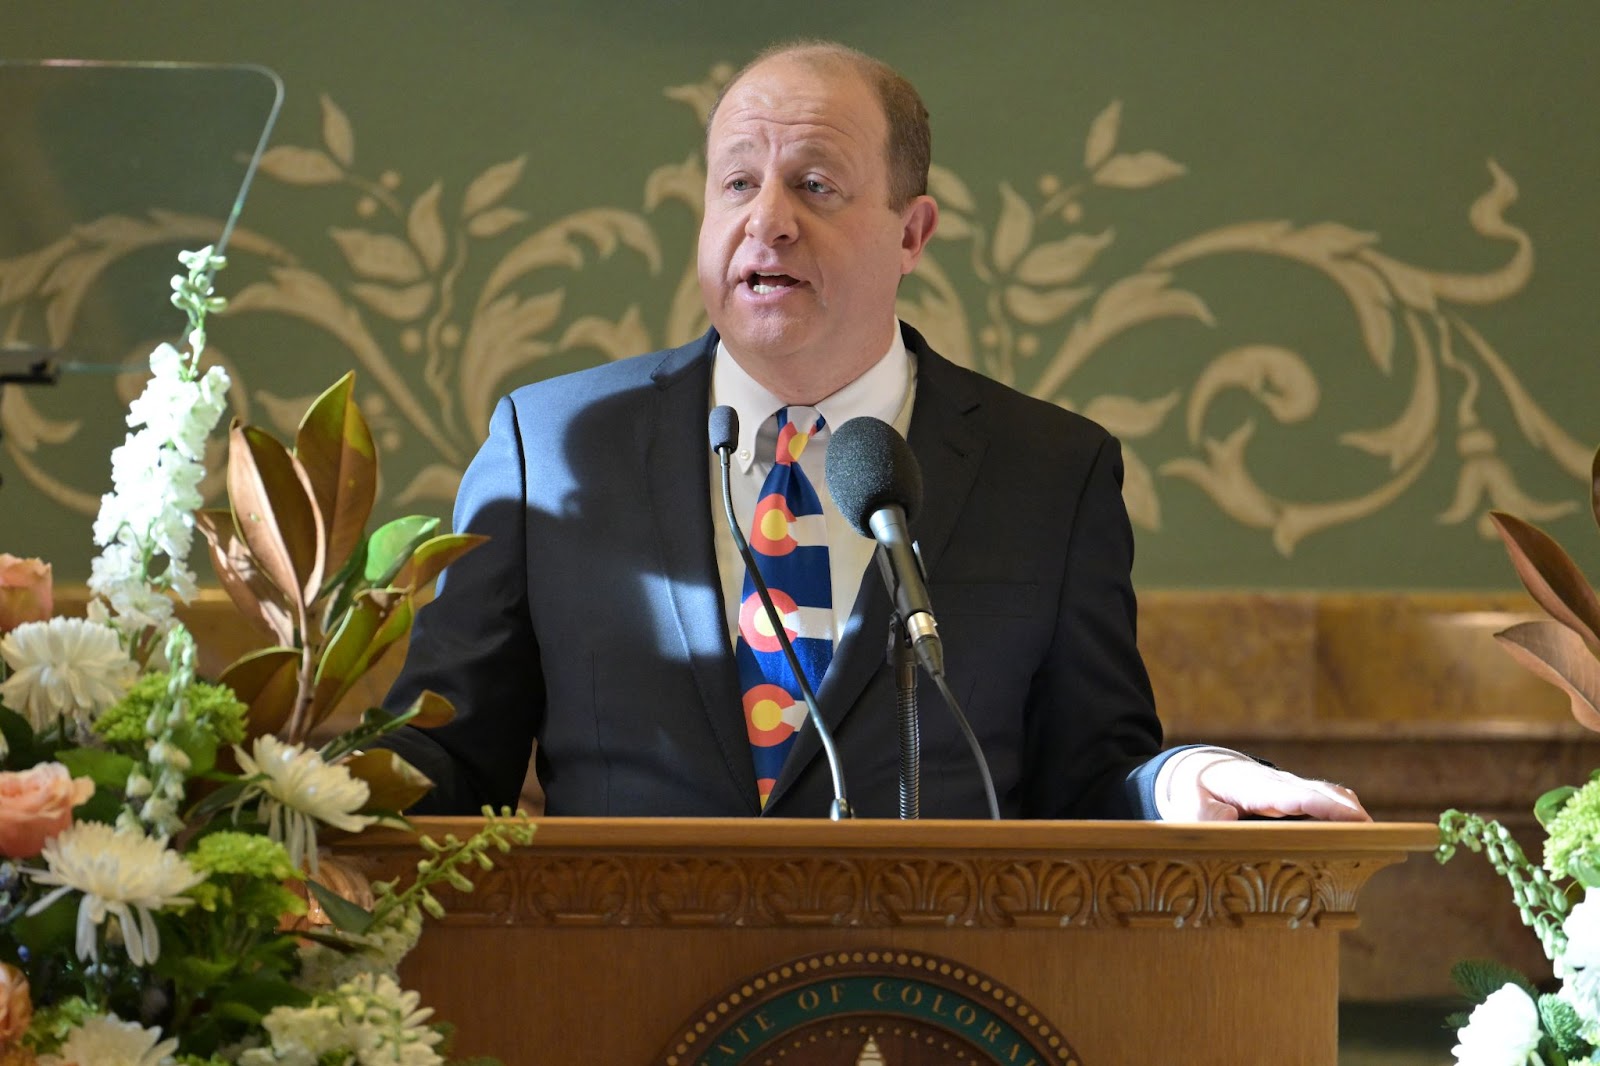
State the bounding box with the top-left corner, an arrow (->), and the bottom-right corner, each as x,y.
736,407 -> 833,809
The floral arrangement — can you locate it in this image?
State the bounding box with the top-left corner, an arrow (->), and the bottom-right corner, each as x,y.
0,248 -> 528,1066
1438,444 -> 1600,1066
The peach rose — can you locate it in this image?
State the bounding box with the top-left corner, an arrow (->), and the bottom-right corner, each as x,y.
0,764 -> 93,860
0,963 -> 30,1048
0,556 -> 51,635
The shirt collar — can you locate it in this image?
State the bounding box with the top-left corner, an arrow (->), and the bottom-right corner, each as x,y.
711,324 -> 912,472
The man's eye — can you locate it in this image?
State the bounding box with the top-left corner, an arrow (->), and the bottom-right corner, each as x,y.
728,179 -> 752,192
804,179 -> 832,194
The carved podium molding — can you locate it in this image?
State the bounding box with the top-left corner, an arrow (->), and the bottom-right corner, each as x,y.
342,819 -> 1435,1064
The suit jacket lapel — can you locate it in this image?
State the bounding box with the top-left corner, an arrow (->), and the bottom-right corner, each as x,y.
641,331 -> 761,814
764,326 -> 987,812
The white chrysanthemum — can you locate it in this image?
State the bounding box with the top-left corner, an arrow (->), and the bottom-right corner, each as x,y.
0,617 -> 137,731
235,736 -> 376,873
1562,965 -> 1600,1045
239,1003 -> 344,1065
25,821 -> 204,966
1451,983 -> 1543,1066
38,1013 -> 179,1066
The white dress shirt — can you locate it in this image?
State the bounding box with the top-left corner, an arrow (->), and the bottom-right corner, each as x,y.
709,327 -> 914,646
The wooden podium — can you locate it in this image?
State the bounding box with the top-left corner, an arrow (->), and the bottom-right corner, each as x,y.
345,819 -> 1435,1065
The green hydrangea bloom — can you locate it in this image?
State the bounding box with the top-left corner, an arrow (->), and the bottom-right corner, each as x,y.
1545,777 -> 1600,883
94,673 -> 248,746
189,831 -> 300,880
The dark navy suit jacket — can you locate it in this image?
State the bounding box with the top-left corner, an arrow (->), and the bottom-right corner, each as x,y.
383,323 -> 1173,818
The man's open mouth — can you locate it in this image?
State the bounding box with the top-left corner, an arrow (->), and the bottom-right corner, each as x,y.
747,272 -> 800,295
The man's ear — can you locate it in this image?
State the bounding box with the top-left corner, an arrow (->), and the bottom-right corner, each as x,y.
899,195 -> 939,275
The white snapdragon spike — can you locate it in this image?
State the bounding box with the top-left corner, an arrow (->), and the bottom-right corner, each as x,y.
342,973 -> 443,1066
0,617 -> 137,734
1561,965 -> 1600,1046
1451,983 -> 1544,1066
25,821 -> 204,966
37,1013 -> 180,1066
234,736 -> 377,873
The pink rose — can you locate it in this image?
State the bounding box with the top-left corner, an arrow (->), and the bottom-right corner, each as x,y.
0,556 -> 51,634
0,763 -> 93,860
0,962 -> 30,1047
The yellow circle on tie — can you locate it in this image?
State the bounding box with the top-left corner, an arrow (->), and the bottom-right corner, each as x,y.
760,509 -> 790,542
751,698 -> 784,731
753,608 -> 777,638
788,433 -> 808,461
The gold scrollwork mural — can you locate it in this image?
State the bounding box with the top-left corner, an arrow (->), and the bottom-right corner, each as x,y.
1,61 -> 1590,572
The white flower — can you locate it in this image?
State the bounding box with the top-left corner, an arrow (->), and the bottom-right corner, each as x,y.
0,617 -> 137,732
235,736 -> 376,873
1452,983 -> 1543,1066
1565,888 -> 1600,972
244,974 -> 442,1066
39,1013 -> 179,1066
1562,965 -> 1600,1044
25,821 -> 204,966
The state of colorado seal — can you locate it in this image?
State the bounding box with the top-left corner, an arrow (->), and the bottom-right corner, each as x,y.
657,949 -> 1080,1065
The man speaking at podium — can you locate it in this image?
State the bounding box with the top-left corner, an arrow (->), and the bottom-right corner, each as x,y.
382,40 -> 1368,824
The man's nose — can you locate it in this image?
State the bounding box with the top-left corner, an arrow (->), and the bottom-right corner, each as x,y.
745,182 -> 798,244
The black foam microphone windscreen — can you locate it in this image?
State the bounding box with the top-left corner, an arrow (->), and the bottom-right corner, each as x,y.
824,416 -> 923,537
707,405 -> 739,455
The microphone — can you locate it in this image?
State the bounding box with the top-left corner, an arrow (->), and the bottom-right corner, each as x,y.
824,416 -> 944,678
708,406 -> 852,820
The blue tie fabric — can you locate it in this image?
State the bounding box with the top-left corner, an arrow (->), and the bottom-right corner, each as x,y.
736,407 -> 834,808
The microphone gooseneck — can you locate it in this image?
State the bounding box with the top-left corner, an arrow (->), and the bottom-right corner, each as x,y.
824,416 -> 1000,821
708,406 -> 851,821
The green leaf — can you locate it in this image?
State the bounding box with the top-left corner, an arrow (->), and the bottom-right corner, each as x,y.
1536,785 -> 1578,828
393,532 -> 489,591
306,878 -> 377,934
1450,958 -> 1537,1002
363,515 -> 439,587
344,748 -> 434,813
0,706 -> 38,767
219,646 -> 302,739
55,748 -> 136,792
229,420 -> 327,613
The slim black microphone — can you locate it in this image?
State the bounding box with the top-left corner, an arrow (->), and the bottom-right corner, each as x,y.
708,405 -> 851,820
824,416 -> 943,678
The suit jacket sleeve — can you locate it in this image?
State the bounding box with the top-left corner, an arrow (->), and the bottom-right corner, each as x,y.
381,395 -> 544,813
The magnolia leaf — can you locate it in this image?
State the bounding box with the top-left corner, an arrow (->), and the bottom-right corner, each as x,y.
344,748 -> 434,813
311,591 -> 415,731
220,646 -> 302,739
364,515 -> 440,587
405,689 -> 457,730
393,533 -> 489,592
305,879 -> 376,935
194,508 -> 294,646
295,374 -> 377,583
462,156 -> 527,217
231,422 -> 327,613
1490,512 -> 1600,651
1494,621 -> 1600,732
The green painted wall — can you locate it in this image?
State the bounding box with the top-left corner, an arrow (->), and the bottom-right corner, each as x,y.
2,1 -> 1595,589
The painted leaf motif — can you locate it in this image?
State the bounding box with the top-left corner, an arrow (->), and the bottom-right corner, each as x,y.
329,229 -> 425,284
1490,512 -> 1600,651
1015,230 -> 1115,286
393,533 -> 490,592
229,421 -> 327,619
350,281 -> 434,322
1084,100 -> 1121,170
344,749 -> 434,814
295,373 -> 378,581
1339,311 -> 1439,470
1187,346 -> 1319,443
992,183 -> 1034,273
466,207 -> 529,239
1094,151 -> 1187,189
194,507 -> 294,646
1003,285 -> 1091,326
460,289 -> 564,441
408,181 -> 447,272
256,146 -> 344,185
394,464 -> 463,508
220,647 -> 301,739
462,156 -> 527,217
558,306 -> 651,363
643,153 -> 705,213
320,95 -> 355,167
1495,621 -> 1600,732
934,213 -> 974,241
1082,392 -> 1180,439
927,164 -> 976,213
